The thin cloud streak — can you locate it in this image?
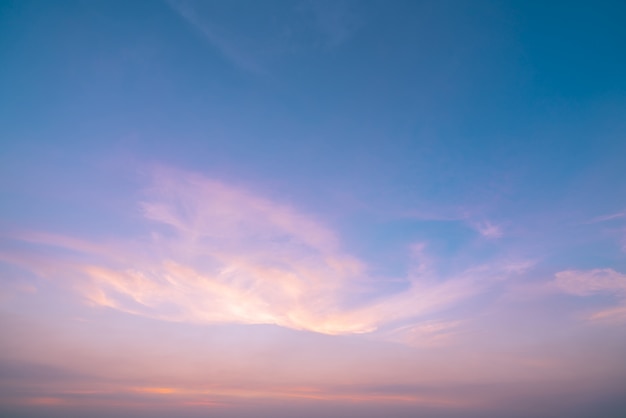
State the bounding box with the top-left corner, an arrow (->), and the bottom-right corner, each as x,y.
587,211 -> 626,223
166,0 -> 264,74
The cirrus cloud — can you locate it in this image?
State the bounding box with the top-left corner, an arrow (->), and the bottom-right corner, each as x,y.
554,268 -> 626,323
1,166 -> 531,336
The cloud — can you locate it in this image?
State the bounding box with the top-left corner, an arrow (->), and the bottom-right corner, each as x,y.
382,320 -> 464,348
298,0 -> 360,48
587,211 -> 626,223
579,211 -> 626,254
471,221 -> 503,239
166,0 -> 360,75
554,268 -> 626,323
166,0 -> 264,73
554,269 -> 626,296
1,166 -> 530,336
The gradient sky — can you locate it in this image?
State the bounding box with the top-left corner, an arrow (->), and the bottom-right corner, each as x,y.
2,1 -> 626,417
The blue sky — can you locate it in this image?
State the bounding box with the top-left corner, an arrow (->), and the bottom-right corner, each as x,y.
1,1 -> 626,417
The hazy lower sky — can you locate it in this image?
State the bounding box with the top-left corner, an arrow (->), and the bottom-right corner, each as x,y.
2,1 -> 626,417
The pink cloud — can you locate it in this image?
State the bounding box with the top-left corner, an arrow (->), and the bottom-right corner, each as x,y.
382,320 -> 465,348
554,269 -> 626,296
554,268 -> 626,323
1,166 -> 531,336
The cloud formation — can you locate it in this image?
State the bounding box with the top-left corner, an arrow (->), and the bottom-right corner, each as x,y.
2,167 -> 529,335
471,221 -> 503,239
555,268 -> 626,322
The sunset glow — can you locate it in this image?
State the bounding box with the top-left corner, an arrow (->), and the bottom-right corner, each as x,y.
2,1 -> 626,417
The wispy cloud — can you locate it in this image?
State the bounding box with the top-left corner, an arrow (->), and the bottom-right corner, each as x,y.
166,0 -> 360,74
554,268 -> 626,296
470,221 -> 503,239
2,166 -> 530,336
166,0 -> 264,74
403,210 -> 505,240
381,320 -> 465,348
0,382 -> 461,408
554,268 -> 626,323
587,211 -> 626,224
298,0 -> 360,48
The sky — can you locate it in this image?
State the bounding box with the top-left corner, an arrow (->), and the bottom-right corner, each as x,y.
1,0 -> 626,417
